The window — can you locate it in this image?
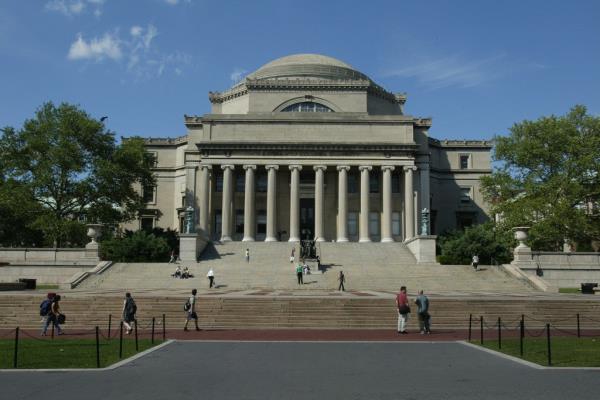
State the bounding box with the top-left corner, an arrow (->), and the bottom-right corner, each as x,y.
235,210 -> 244,234
460,187 -> 472,204
142,185 -> 156,204
370,173 -> 380,193
146,152 -> 158,167
281,102 -> 333,112
140,217 -> 154,232
257,173 -> 267,192
257,210 -> 266,234
369,212 -> 379,236
215,173 -> 223,193
392,173 -> 401,194
235,174 -> 245,192
460,154 -> 470,169
348,173 -> 358,194
348,212 -> 358,236
392,212 -> 401,236
214,210 -> 222,237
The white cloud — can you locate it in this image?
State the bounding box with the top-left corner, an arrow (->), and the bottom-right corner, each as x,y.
164,0 -> 191,5
230,68 -> 247,83
45,0 -> 105,18
130,26 -> 143,37
67,32 -> 121,61
384,53 -> 507,90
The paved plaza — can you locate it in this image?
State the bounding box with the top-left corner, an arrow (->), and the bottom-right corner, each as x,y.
1,341 -> 598,400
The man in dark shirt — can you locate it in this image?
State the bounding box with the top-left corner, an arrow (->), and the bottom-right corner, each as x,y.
415,290 -> 431,334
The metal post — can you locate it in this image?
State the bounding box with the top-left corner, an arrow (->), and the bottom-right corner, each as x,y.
51,321 -> 54,340
13,327 -> 19,369
162,313 -> 166,342
480,316 -> 484,345
468,314 -> 472,341
119,321 -> 123,359
95,326 -> 100,368
108,314 -> 112,340
151,317 -> 156,345
134,319 -> 139,352
546,323 -> 552,366
577,313 -> 580,338
498,317 -> 502,349
520,319 -> 524,357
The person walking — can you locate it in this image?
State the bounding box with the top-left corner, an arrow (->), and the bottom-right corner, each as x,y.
245,248 -> 250,263
415,290 -> 431,334
296,262 -> 304,285
122,292 -> 137,335
207,268 -> 215,288
168,249 -> 177,264
338,271 -> 345,291
42,294 -> 64,336
39,293 -> 54,335
396,286 -> 410,334
472,254 -> 479,271
184,289 -> 200,331
290,248 -> 295,263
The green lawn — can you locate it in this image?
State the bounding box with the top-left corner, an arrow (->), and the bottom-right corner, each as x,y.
0,338 -> 161,369
559,287 -> 580,294
475,337 -> 600,367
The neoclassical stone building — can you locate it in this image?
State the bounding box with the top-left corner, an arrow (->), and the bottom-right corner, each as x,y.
128,54 -> 491,246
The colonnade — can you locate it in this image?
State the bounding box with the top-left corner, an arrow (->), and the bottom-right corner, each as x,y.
193,164 -> 421,243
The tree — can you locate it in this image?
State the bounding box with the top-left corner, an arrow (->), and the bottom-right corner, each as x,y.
481,106 -> 600,250
0,102 -> 155,246
438,223 -> 514,265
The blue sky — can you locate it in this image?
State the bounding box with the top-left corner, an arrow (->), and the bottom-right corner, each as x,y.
1,0 -> 599,141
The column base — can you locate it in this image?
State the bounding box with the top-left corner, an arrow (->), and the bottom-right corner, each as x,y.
359,238 -> 372,243
288,237 -> 300,242
381,238 -> 394,243
315,237 -> 326,242
220,236 -> 232,242
337,237 -> 349,243
264,236 -> 278,242
242,237 -> 255,242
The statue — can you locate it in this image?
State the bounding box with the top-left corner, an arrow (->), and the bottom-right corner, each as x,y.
420,208 -> 430,235
184,206 -> 195,234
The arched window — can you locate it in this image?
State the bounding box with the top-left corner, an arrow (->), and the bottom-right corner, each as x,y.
281,102 -> 334,112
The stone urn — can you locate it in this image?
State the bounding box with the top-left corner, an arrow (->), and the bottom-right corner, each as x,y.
86,224 -> 103,244
512,226 -> 530,249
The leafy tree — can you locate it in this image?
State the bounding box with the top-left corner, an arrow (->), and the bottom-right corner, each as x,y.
100,230 -> 170,262
438,223 -> 514,265
481,106 -> 600,251
0,102 -> 155,246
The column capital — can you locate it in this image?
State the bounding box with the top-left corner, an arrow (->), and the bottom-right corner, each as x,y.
265,164 -> 279,171
243,164 -> 257,170
199,164 -> 212,171
359,165 -> 372,171
403,165 -> 417,172
313,165 -> 327,172
336,165 -> 350,171
381,165 -> 396,172
289,165 -> 303,171
221,164 -> 235,171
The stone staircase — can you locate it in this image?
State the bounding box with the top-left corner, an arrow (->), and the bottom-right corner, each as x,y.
78,242 -> 536,294
1,294 -> 600,331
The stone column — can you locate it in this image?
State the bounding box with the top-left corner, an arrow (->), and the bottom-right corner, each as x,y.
265,165 -> 279,242
288,165 -> 302,242
381,166 -> 395,243
313,165 -> 327,242
404,166 -> 416,240
242,165 -> 256,242
359,165 -> 372,243
198,165 -> 211,237
220,165 -> 234,242
336,166 -> 350,242
418,163 -> 430,235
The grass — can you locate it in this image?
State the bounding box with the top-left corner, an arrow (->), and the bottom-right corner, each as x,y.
0,337 -> 160,369
475,337 -> 600,367
35,284 -> 60,290
559,287 -> 580,294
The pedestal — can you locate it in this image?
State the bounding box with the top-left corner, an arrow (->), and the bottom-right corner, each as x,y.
180,233 -> 207,262
84,241 -> 100,261
404,235 -> 438,263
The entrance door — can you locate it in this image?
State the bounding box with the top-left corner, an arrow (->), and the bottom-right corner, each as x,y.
300,198 -> 314,240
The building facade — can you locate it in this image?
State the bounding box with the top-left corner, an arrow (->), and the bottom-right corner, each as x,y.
129,54 -> 492,242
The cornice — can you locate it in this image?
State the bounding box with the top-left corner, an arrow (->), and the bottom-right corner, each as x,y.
428,137 -> 493,148
195,141 -> 418,153
185,113 -> 419,126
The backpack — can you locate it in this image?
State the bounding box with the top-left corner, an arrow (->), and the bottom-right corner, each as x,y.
40,299 -> 52,316
126,298 -> 137,315
183,300 -> 191,312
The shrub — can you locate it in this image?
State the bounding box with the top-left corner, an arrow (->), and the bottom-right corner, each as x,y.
100,230 -> 170,262
437,223 -> 514,265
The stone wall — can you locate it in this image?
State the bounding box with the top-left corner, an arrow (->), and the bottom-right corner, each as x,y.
0,248 -> 89,262
517,251 -> 600,288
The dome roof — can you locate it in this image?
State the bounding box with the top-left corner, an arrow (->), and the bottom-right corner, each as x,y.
247,53 -> 369,81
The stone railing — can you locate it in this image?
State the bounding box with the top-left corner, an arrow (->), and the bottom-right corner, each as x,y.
0,248 -> 90,263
